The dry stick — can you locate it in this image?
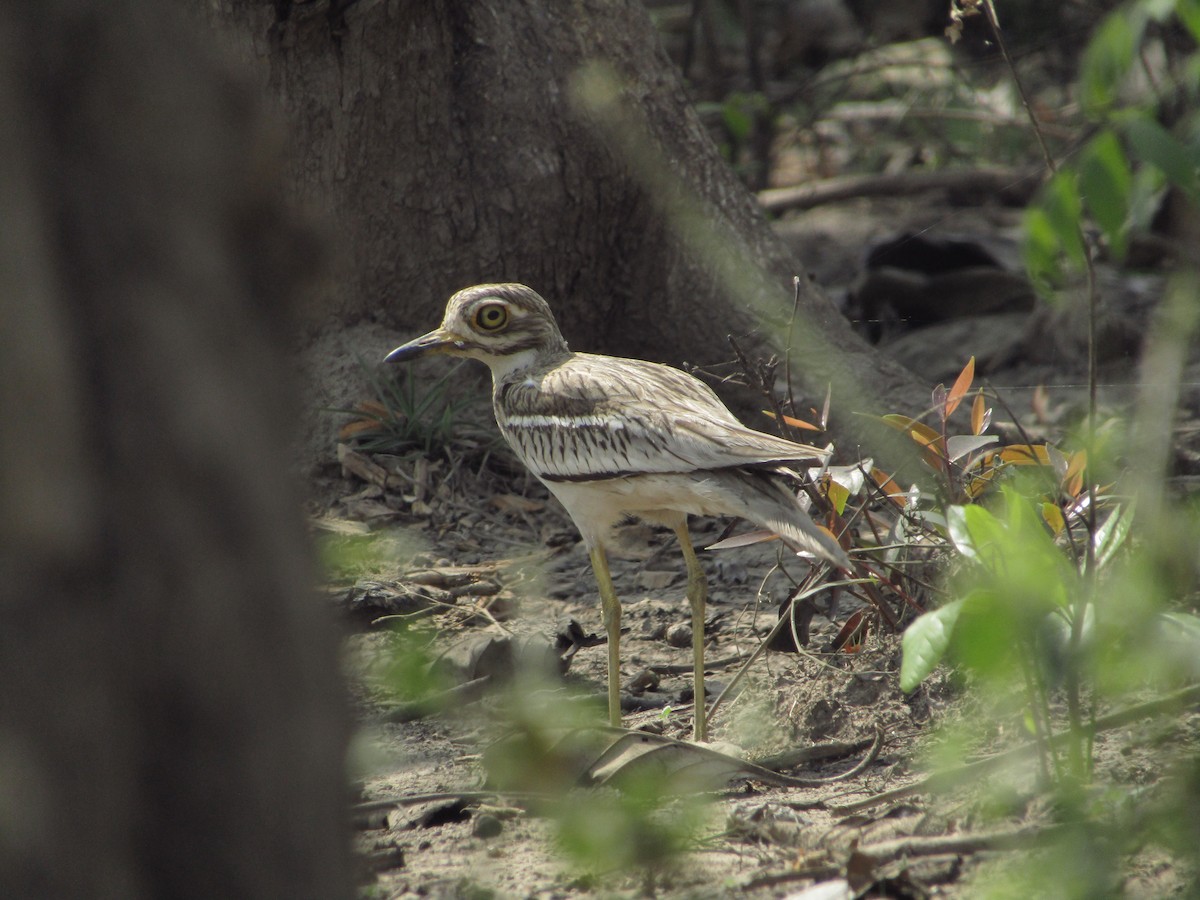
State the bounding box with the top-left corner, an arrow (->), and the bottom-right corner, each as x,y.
354,730 -> 887,821
830,681 -> 1200,814
382,676 -> 492,723
649,652 -> 751,676
855,822 -> 1074,864
588,723 -> 886,788
825,102 -> 1077,141
756,735 -> 886,774
757,166 -> 1041,213
352,790 -> 543,816
739,864 -> 844,892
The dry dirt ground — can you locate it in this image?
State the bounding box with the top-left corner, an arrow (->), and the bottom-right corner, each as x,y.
301,199 -> 1200,899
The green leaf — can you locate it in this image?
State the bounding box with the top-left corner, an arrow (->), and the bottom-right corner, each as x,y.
900,599 -> 965,692
946,505 -> 978,560
947,504 -> 1007,567
1043,172 -> 1088,268
1023,172 -> 1089,295
1022,206 -> 1063,296
1079,130 -> 1132,259
1159,610 -> 1200,642
1123,116 -> 1200,201
1079,12 -> 1140,117
721,100 -> 753,143
952,589 -> 1019,678
1175,0 -> 1200,43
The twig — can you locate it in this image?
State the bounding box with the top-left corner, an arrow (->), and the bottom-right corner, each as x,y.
757,167 -> 1041,213
381,675 -> 492,722
648,652 -> 751,675
855,822 -> 1072,863
352,790 -> 544,815
594,724 -> 886,788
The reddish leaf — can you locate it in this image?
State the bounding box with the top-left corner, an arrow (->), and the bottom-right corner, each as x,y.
971,390 -> 990,435
880,415 -> 946,468
1065,449 -> 1088,486
870,467 -> 906,508
945,356 -> 975,417
831,610 -> 869,652
762,410 -> 823,432
780,413 -> 822,432
339,418 -> 381,440
880,414 -> 941,445
998,444 -> 1052,466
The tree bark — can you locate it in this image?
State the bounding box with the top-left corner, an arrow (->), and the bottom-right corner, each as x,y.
199,0 -> 924,444
0,2 -> 350,897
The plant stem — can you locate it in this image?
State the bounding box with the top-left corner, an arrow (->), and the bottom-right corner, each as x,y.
983,0 -> 1099,779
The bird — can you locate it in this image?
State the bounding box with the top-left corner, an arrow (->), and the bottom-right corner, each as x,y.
384,283 -> 850,741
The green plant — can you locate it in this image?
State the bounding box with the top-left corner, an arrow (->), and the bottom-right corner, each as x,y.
334,355 -> 491,456
1023,0 -> 1200,291
882,8 -> 1200,892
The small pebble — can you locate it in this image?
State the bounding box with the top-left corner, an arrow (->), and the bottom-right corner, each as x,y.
473,813 -> 503,839
627,668 -> 660,693
665,623 -> 692,648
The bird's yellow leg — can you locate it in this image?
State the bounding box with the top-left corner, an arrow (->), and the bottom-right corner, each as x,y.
588,544 -> 623,728
674,522 -> 708,742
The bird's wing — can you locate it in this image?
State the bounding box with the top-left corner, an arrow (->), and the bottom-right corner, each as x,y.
496,355 -> 829,482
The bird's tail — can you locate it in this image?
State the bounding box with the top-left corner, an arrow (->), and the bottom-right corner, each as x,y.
712,469 -> 851,571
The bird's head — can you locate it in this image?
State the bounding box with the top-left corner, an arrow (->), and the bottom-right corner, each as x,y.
384,283 -> 569,377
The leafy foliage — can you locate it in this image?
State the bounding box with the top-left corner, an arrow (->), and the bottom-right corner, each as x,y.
1025,0 -> 1200,289
335,356 -> 493,456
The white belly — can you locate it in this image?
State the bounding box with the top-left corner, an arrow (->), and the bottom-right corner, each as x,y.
540,473 -> 739,547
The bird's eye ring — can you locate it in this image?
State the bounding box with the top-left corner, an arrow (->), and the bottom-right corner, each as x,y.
474,302 -> 509,331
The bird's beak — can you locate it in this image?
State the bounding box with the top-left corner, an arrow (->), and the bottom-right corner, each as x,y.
383,327 -> 461,363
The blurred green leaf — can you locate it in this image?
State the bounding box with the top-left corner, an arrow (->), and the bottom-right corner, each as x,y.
1022,206 -> 1063,295
1079,130 -> 1132,258
722,100 -> 753,143
1123,116 -> 1200,200
1043,172 -> 1088,267
947,504 -> 1008,567
901,598 -> 964,691
1080,12 -> 1141,117
952,589 -> 1019,679
1174,0 -> 1200,42
1023,171 -> 1089,295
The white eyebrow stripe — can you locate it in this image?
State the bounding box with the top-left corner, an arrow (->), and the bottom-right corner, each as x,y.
504,414 -> 626,430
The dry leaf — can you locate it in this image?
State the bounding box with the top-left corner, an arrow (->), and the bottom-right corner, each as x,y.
945,356 -> 975,418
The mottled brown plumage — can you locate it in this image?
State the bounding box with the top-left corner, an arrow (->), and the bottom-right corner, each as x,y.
386,283 -> 848,740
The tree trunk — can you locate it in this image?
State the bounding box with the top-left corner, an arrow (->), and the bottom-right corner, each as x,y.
199,0 -> 924,446
0,2 -> 351,897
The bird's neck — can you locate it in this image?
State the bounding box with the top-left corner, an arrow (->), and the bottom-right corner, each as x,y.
485,345 -> 572,384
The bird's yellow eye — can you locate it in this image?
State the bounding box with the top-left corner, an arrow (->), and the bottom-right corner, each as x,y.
474,302 -> 509,331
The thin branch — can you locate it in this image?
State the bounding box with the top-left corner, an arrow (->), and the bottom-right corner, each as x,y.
758,166 -> 1042,213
